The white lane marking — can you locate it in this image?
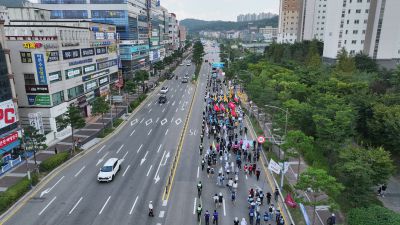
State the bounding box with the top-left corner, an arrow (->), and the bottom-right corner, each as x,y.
145,119 -> 153,126
130,118 -> 138,126
139,118 -> 144,124
148,129 -> 152,136
122,151 -> 129,160
116,144 -> 124,154
129,196 -> 139,215
147,102 -> 152,107
69,197 -> 83,215
162,108 -> 166,113
176,108 -> 178,112
154,151 -> 168,184
140,151 -> 149,165
130,129 -> 136,136
172,101 -> 176,106
97,145 -> 106,154
197,166 -> 200,179
175,89 -> 177,93
159,211 -> 165,218
148,108 -> 152,113
122,165 -> 131,177
162,200 -> 168,206
156,117 -> 160,123
137,144 -> 143,153
99,196 -> 111,215
157,144 -> 162,153
38,196 -> 57,216
171,117 -> 174,123
171,94 -> 174,98
74,166 -> 85,177
179,100 -> 182,104
96,152 -> 109,166
41,176 -> 64,197
175,118 -> 182,125
193,197 -> 197,215
165,129 -> 169,136
161,118 -> 167,126
223,199 -> 226,216
146,165 -> 153,176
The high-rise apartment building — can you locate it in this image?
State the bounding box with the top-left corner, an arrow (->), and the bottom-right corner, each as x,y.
167,13 -> 179,51
323,0 -> 400,68
278,0 -> 303,43
237,12 -> 277,22
301,0 -> 327,41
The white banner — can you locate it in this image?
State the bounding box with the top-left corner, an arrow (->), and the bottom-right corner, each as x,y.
268,159 -> 281,174
279,162 -> 290,174
0,99 -> 17,129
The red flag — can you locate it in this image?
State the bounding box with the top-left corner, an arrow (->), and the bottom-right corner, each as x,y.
231,110 -> 237,117
285,194 -> 297,208
234,97 -> 239,103
220,103 -> 225,111
228,102 -> 236,109
214,104 -> 220,112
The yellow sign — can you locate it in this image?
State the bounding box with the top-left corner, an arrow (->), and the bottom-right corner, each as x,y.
23,42 -> 42,49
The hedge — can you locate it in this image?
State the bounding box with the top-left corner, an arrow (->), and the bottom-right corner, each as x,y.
348,205 -> 400,225
39,152 -> 69,173
0,173 -> 38,214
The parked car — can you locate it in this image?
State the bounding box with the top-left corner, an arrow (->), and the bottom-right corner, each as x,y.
97,158 -> 121,182
159,94 -> 167,104
166,73 -> 175,80
182,77 -> 189,83
186,63 -> 191,66
160,86 -> 169,94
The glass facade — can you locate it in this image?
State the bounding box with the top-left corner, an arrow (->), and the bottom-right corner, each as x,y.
91,10 -> 126,18
51,10 -> 88,19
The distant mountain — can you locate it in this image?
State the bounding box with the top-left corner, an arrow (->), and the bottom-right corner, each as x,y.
180,17 -> 279,33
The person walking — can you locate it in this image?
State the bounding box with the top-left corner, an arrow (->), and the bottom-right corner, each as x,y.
213,210 -> 219,225
249,208 -> 255,225
241,218 -> 247,225
327,213 -> 336,225
255,168 -> 261,181
197,204 -> 203,221
274,187 -> 279,202
234,217 -> 240,225
205,210 -> 210,225
266,192 -> 272,205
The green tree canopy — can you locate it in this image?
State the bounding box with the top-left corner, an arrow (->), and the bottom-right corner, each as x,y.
91,96 -> 110,129
57,105 -> 85,153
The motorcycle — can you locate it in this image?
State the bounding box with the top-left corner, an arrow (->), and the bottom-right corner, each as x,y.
149,201 -> 154,217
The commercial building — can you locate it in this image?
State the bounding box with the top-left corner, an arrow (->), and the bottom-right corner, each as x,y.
167,13 -> 179,51
277,0 -> 303,43
323,0 -> 400,68
178,25 -> 186,48
147,0 -> 166,64
4,12 -> 118,143
0,7 -> 21,166
259,26 -> 278,43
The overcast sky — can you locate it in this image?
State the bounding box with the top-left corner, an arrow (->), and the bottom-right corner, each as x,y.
160,0 -> 279,21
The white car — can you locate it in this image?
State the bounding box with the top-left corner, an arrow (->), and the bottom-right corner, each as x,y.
186,63 -> 191,66
179,63 -> 184,66
160,86 -> 169,94
98,158 -> 121,182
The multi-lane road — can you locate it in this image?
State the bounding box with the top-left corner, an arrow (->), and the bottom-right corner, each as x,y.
2,43 -> 284,225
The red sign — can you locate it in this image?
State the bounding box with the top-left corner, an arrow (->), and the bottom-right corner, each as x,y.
0,100 -> 17,129
0,132 -> 19,149
257,136 -> 266,144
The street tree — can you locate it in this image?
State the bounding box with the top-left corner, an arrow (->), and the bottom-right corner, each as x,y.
124,80 -> 136,94
134,70 -> 149,93
91,96 -> 110,129
153,61 -> 165,76
24,126 -> 46,170
295,167 -> 344,225
57,105 -> 85,154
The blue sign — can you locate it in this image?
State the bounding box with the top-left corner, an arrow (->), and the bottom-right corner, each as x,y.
299,203 -> 311,225
212,62 -> 225,69
35,54 -> 47,85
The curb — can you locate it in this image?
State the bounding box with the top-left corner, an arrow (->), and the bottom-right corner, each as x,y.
0,82 -> 164,224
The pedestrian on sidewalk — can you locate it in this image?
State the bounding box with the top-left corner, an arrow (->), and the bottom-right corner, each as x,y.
234,217 -> 240,225
255,168 -> 261,181
274,187 -> 279,202
327,213 -> 336,225
266,192 -> 272,205
54,147 -> 58,154
213,210 -> 219,225
241,218 -> 247,225
249,208 -> 255,225
205,210 -> 210,225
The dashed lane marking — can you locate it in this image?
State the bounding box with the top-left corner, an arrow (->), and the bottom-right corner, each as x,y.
122,165 -> 131,177
129,196 -> 139,215
137,144 -> 143,153
68,197 -> 83,215
146,165 -> 153,176
99,196 -> 111,215
38,196 -> 57,216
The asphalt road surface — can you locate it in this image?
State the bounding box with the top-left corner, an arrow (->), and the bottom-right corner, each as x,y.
4,56 -> 196,225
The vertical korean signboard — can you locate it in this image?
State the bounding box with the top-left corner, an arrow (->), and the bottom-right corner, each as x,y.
35,54 -> 48,85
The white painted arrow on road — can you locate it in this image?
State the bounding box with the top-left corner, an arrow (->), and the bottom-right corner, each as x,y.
154,151 -> 168,184
40,176 -> 65,198
161,118 -> 168,126
96,152 -> 109,166
140,151 -> 149,166
130,118 -> 138,126
175,118 -> 182,125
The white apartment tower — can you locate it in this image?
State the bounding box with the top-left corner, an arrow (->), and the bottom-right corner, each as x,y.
323,0 -> 400,68
278,0 -> 303,43
301,0 -> 327,41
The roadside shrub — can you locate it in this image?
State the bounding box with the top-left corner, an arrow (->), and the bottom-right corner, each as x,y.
114,118 -> 123,127
39,152 -> 69,173
98,128 -> 114,138
348,205 -> 400,225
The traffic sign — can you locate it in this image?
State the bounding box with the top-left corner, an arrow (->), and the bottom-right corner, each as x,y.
257,136 -> 266,144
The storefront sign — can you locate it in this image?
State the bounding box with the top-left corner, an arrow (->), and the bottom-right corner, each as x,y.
82,69 -> 109,82
66,67 -> 82,78
0,132 -> 19,149
81,48 -> 95,57
95,47 -> 107,55
91,41 -> 112,47
27,95 -> 51,106
48,71 -> 61,82
69,58 -> 93,66
43,43 -> 58,49
0,100 -> 17,129
99,85 -> 109,97
120,40 -> 138,45
106,33 -> 115,40
25,85 -> 49,93
62,49 -> 80,60
85,91 -> 95,102
99,76 -> 109,85
83,64 -> 96,74
85,80 -> 97,91
96,57 -> 108,63
46,51 -> 59,62
62,42 -> 79,47
23,42 -> 42,49
97,59 -> 118,70
95,32 -> 105,40
34,54 -> 47,85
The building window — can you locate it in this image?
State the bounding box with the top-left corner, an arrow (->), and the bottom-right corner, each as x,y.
365,9 -> 369,13
357,0 -> 362,2
356,9 -> 361,13
67,85 -> 84,100
361,40 -> 364,44
362,30 -> 366,34
353,30 -> 358,34
354,20 -> 360,24
350,50 -> 355,54
24,73 -> 36,85
20,52 -> 32,63
352,40 -> 357,44
345,30 -> 348,34
364,19 -> 368,24
52,91 -> 65,106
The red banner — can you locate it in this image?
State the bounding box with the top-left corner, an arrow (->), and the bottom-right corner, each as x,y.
0,132 -> 19,149
285,194 -> 297,208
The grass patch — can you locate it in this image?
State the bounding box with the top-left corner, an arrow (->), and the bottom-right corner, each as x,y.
0,173 -> 39,214
114,118 -> 123,127
98,127 -> 115,138
39,152 -> 69,173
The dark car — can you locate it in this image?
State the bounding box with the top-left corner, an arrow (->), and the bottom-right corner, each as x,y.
159,94 -> 167,104
166,73 -> 175,80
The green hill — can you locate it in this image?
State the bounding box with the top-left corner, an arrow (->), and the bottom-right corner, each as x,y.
180,17 -> 279,34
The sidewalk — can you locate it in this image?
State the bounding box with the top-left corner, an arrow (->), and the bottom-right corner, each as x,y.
239,90 -> 341,225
